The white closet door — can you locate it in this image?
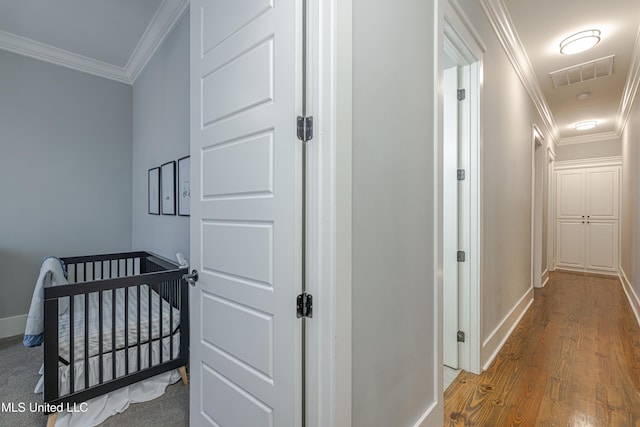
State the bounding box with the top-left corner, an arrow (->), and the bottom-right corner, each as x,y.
556,219 -> 586,270
586,221 -> 619,271
556,170 -> 584,218
586,168 -> 619,219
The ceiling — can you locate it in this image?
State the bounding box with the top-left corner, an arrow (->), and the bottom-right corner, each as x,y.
500,0 -> 640,143
0,0 -> 188,83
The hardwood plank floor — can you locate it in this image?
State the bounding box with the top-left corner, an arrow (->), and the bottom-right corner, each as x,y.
444,271 -> 640,426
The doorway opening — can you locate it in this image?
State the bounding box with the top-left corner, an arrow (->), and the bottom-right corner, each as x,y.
441,7 -> 484,384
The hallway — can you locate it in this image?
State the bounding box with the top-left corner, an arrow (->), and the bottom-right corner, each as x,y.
444,272 -> 640,425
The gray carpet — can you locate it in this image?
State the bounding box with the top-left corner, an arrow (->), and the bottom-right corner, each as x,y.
0,335 -> 189,426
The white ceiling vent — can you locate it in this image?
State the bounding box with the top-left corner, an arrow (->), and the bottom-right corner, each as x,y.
549,55 -> 614,88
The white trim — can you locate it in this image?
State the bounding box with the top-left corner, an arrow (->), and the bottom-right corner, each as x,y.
0,314 -> 27,339
413,400 -> 440,427
554,156 -> 622,170
481,287 -> 534,370
532,125 -> 544,289
0,30 -> 129,83
442,0 -> 484,377
541,269 -> 550,288
616,24 -> 640,135
477,0 -> 559,143
557,131 -> 620,146
127,0 -> 190,83
547,148 -> 556,272
306,0 -> 345,425
620,268 -> 640,328
0,0 -> 189,85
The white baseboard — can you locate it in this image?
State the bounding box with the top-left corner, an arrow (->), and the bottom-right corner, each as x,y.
481,287 -> 534,371
413,400 -> 441,427
620,268 -> 640,328
0,314 -> 27,339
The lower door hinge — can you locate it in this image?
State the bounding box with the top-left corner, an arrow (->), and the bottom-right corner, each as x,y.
457,330 -> 465,342
457,251 -> 466,262
296,293 -> 313,318
297,116 -> 313,142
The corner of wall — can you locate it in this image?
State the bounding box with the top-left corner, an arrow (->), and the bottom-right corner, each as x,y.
620,268 -> 640,328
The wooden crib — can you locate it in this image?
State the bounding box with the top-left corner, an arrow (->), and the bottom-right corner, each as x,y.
42,251 -> 189,426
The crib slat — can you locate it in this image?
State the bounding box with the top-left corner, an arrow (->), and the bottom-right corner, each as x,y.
69,296 -> 75,395
137,285 -> 141,372
99,291 -> 103,384
125,287 -> 129,375
84,293 -> 89,390
148,284 -> 153,369
112,288 -> 116,380
159,281 -> 163,364
169,280 -> 174,360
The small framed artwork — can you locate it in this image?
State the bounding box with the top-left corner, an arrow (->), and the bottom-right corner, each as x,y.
178,156 -> 190,216
148,167 -> 160,215
160,161 -> 176,215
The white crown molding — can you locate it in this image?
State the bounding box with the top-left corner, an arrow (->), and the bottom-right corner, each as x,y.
0,0 -> 189,85
0,29 -> 129,83
477,0 -> 560,144
557,130 -> 620,146
554,156 -> 622,169
126,0 -> 190,83
616,24 -> 640,135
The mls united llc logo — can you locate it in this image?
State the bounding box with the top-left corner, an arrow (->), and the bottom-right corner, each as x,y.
1,401 -> 89,413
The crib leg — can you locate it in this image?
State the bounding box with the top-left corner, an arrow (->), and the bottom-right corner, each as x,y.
47,412 -> 58,427
179,366 -> 189,385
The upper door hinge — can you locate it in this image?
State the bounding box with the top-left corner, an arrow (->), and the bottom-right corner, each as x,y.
457,89 -> 466,101
457,251 -> 466,262
457,330 -> 466,342
297,116 -> 314,142
457,169 -> 466,181
297,293 -> 313,318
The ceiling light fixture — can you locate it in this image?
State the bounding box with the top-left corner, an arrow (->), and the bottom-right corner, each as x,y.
575,120 -> 598,131
576,92 -> 591,100
560,29 -> 601,55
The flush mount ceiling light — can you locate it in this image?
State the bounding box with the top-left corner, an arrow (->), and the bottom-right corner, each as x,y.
560,30 -> 601,55
575,120 -> 598,131
576,92 -> 591,100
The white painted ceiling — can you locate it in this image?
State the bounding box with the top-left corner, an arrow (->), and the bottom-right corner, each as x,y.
503,0 -> 640,142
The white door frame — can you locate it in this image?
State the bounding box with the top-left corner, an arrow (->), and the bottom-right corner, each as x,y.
547,147 -> 556,273
531,124 -> 544,288
441,0 -> 485,376
306,0 -> 346,426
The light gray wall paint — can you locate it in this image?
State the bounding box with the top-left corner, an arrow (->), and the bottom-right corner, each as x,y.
0,50 -> 132,320
351,1 -> 437,425
132,12 -> 190,262
621,99 -> 640,300
555,139 -> 621,161
459,1 -> 551,341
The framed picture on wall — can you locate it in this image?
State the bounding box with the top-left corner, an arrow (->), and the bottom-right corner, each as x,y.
148,167 -> 160,215
161,161 -> 176,215
178,156 -> 190,216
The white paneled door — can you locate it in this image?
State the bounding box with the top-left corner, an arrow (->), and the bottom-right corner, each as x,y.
190,1 -> 301,426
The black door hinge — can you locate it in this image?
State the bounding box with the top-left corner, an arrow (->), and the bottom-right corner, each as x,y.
457,251 -> 465,262
297,116 -> 313,142
457,330 -> 465,343
457,169 -> 465,181
296,293 -> 313,318
457,89 -> 466,101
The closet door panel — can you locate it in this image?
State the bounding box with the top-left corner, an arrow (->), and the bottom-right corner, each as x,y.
586,221 -> 618,271
556,171 -> 584,218
555,219 -> 586,269
586,168 -> 619,219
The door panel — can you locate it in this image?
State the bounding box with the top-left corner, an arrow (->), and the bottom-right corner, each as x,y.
586,168 -> 619,219
555,220 -> 585,269
190,1 -> 301,426
556,171 -> 584,218
586,221 -> 618,271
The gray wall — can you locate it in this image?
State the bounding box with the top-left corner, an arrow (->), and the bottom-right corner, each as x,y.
621,98 -> 640,302
460,1 -> 552,346
351,0 -> 437,425
555,139 -> 621,161
0,50 -> 132,321
132,12 -> 190,262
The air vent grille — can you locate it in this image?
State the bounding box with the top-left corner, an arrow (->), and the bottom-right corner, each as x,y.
550,55 -> 614,88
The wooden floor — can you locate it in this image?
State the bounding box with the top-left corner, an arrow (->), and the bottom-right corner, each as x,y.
444,271 -> 640,426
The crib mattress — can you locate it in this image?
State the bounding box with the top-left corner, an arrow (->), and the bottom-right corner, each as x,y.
56,285 -> 181,363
